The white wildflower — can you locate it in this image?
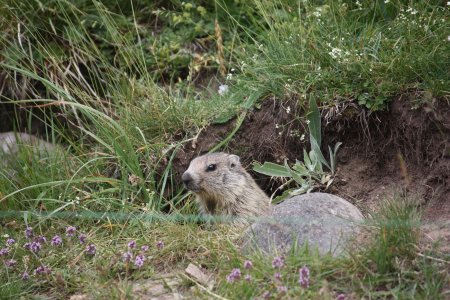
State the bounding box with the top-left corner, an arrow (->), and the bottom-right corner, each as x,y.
286,106 -> 291,114
226,73 -> 233,80
218,84 -> 229,96
329,48 -> 343,59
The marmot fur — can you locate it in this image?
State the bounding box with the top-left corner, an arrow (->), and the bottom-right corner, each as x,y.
182,152 -> 271,223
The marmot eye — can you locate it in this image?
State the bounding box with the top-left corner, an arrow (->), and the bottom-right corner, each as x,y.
206,164 -> 217,172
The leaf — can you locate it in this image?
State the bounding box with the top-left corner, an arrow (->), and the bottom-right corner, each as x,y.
308,97 -> 321,148
284,160 -> 306,185
310,135 -> 331,170
253,162 -> 291,177
328,142 -> 342,174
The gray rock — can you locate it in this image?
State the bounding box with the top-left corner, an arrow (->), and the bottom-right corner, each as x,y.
0,131 -> 55,155
241,193 -> 364,256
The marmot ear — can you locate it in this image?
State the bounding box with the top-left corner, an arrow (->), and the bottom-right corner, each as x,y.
229,154 -> 240,168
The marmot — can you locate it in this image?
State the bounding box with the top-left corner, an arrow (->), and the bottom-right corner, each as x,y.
182,152 -> 271,223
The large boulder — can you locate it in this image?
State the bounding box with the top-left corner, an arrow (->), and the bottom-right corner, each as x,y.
0,132 -> 55,155
241,193 -> 364,256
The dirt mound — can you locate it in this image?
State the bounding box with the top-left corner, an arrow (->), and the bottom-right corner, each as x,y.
173,93 -> 450,225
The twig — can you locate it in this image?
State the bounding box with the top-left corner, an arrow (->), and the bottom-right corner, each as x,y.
180,273 -> 229,300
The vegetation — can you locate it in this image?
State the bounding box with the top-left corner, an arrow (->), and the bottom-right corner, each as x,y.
0,0 -> 448,298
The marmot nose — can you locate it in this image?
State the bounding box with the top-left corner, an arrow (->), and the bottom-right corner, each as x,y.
182,172 -> 193,186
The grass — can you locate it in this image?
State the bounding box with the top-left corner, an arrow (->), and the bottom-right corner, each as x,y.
0,0 -> 449,298
0,197 -> 448,299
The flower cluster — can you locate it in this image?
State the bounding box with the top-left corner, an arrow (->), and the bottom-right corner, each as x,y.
225,257 -> 317,297
121,240 -> 154,268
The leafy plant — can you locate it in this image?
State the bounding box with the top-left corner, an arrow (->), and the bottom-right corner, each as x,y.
253,97 -> 341,202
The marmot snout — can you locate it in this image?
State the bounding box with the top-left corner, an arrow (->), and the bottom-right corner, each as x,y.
182,152 -> 271,222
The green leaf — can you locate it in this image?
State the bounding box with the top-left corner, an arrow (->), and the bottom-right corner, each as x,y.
308,97 -> 321,148
284,160 -> 306,185
310,135 -> 331,170
253,162 -> 291,177
328,142 -> 342,174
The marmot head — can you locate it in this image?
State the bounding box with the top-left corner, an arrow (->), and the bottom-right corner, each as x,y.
182,152 -> 245,194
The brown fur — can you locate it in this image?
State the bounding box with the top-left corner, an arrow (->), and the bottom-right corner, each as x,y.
182,152 -> 271,223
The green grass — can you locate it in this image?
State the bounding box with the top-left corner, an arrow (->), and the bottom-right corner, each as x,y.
0,0 -> 449,298
0,197 -> 448,299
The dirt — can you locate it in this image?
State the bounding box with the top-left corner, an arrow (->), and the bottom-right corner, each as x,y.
172,93 -> 450,246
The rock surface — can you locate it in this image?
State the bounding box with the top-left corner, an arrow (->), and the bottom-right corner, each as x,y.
241,193 -> 364,256
0,131 -> 55,155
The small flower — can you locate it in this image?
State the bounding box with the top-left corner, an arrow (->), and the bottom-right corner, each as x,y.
226,268 -> 241,283
0,248 -> 9,256
299,265 -> 310,288
25,227 -> 33,239
218,84 -> 229,96
274,272 -> 282,281
122,251 -> 133,262
128,240 -> 136,249
272,256 -> 284,269
384,0 -> 390,3
277,285 -> 288,294
66,226 -> 76,237
134,254 -> 145,268
78,234 -> 87,244
243,260 -> 253,269
34,265 -> 51,275
30,241 -> 42,253
244,274 -> 252,282
6,238 -> 16,246
156,240 -> 164,250
262,291 -> 271,299
141,245 -> 149,252
51,235 -> 63,246
35,235 -> 46,243
5,259 -> 16,268
336,294 -> 346,300
23,242 -> 31,250
21,271 -> 30,280
85,244 -> 96,255
286,106 -> 291,114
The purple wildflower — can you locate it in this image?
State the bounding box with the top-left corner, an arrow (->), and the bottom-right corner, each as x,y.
244,274 -> 252,282
35,235 -> 47,244
141,245 -> 149,252
85,244 -> 96,255
272,256 -> 284,269
30,241 -> 42,253
226,268 -> 241,283
0,248 -> 9,256
23,242 -> 31,250
25,227 -> 33,239
127,240 -> 136,249
78,233 -> 87,244
122,251 -> 133,262
156,240 -> 164,250
134,254 -> 145,268
22,271 -> 30,280
51,235 -> 63,246
6,238 -> 16,246
34,265 -> 51,275
243,260 -> 253,269
277,285 -> 288,294
274,272 -> 282,281
299,265 -> 310,288
5,259 -> 16,268
66,226 -> 76,237
336,294 -> 346,300
262,291 -> 271,299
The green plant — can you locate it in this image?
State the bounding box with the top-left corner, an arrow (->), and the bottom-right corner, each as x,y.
253,97 -> 341,202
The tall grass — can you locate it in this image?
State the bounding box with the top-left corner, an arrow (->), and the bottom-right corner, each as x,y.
0,1 -> 234,214
229,0 -> 449,110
